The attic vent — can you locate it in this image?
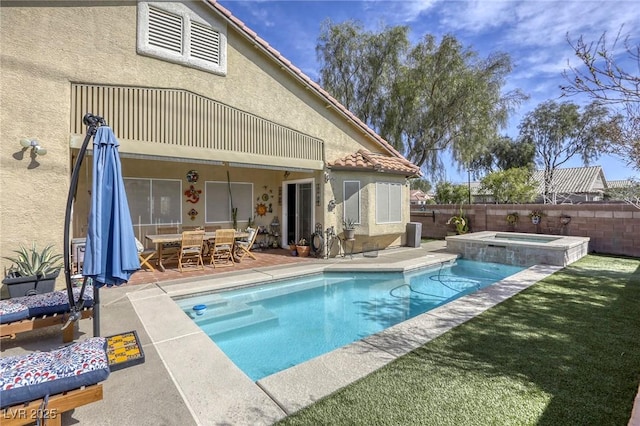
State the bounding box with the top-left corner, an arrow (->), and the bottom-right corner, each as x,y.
148,6 -> 183,54
138,2 -> 227,75
191,22 -> 219,64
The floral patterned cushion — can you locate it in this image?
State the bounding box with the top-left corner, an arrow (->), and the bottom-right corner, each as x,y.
0,286 -> 95,323
0,337 -> 110,408
0,300 -> 29,323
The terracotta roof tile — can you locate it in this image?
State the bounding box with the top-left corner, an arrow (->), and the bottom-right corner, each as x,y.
204,0 -> 416,166
328,149 -> 420,176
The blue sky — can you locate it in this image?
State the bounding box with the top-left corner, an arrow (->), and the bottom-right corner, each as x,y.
220,0 -> 639,183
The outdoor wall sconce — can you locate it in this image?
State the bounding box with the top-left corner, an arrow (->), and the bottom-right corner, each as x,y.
328,199 -> 336,211
324,171 -> 331,183
20,138 -> 47,156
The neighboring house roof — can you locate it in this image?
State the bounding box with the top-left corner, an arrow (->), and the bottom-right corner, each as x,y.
532,166 -> 606,194
205,0 -> 408,162
469,166 -> 613,197
410,190 -> 432,203
608,179 -> 633,189
328,149 -> 420,176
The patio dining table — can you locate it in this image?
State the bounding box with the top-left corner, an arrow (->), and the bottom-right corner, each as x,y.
145,231 -> 249,272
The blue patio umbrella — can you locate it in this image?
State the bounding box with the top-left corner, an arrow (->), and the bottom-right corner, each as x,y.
82,125 -> 140,335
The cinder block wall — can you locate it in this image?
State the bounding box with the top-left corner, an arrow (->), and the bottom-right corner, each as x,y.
411,203 -> 640,258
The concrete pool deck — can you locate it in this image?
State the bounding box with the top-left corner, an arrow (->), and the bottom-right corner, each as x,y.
1,241 -> 563,425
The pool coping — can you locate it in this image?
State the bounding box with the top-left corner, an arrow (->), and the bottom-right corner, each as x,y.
129,251 -> 561,425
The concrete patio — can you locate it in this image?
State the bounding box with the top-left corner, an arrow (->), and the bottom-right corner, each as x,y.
1,241 -> 566,425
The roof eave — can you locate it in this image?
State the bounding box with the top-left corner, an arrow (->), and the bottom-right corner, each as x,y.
202,0 -> 407,160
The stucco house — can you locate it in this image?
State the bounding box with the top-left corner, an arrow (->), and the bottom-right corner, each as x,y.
0,1 -> 420,289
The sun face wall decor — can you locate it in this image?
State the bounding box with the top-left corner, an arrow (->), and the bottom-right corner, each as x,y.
255,203 -> 267,216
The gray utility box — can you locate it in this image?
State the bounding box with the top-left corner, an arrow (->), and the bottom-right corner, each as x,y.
406,222 -> 422,248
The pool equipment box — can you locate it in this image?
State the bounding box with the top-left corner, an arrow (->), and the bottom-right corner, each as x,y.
105,330 -> 145,371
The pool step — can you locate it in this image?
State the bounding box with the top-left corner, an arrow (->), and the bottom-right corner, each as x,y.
176,293 -> 228,314
191,301 -> 254,323
200,305 -> 278,336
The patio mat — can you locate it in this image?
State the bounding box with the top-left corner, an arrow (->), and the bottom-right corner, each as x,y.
105,330 -> 145,371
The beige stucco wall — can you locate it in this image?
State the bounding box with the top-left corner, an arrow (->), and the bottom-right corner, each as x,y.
1,2 -> 410,292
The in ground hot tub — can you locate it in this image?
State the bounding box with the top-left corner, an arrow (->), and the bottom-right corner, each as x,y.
446,231 -> 590,267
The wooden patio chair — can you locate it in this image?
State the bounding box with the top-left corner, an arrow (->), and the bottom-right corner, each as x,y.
135,238 -> 156,272
178,230 -> 205,272
201,225 -> 220,258
235,227 -> 258,261
156,225 -> 180,266
210,229 -> 235,268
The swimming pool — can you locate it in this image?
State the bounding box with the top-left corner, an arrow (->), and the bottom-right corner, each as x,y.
176,259 -> 524,381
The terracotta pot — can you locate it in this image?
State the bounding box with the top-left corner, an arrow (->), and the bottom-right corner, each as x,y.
296,245 -> 310,257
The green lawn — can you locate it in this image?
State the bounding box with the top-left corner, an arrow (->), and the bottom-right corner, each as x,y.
278,254 -> 640,425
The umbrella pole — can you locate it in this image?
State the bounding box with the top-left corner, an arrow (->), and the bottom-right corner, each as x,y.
93,286 -> 101,337
63,113 -> 105,324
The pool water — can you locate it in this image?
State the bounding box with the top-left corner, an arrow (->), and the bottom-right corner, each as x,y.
176,260 -> 524,381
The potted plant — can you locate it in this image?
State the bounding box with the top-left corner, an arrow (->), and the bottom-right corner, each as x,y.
2,243 -> 63,298
296,238 -> 310,257
289,240 -> 298,256
342,218 -> 356,240
529,210 -> 544,225
446,208 -> 469,235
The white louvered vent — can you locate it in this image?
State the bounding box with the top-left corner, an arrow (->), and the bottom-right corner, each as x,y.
148,6 -> 183,54
191,21 -> 220,64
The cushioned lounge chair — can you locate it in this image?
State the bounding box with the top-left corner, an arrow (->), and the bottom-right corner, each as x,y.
0,286 -> 94,343
0,337 -> 109,426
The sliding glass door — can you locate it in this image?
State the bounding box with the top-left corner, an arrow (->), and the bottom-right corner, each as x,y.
283,180 -> 313,246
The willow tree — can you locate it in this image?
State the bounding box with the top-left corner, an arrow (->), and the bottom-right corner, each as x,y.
317,23 -> 526,178
316,20 -> 408,126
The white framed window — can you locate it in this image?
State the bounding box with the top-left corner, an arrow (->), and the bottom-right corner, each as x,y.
205,181 -> 253,224
376,182 -> 402,223
343,180 -> 361,224
137,2 -> 227,75
125,178 -> 182,226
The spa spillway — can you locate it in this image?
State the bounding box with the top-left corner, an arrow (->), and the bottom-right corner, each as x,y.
446,231 -> 590,267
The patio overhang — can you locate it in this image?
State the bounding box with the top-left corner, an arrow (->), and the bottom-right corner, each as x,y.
69,83 -> 324,171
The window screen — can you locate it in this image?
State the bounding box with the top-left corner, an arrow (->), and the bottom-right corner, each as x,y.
376,182 -> 402,223
343,181 -> 361,224
124,178 -> 182,225
205,181 -> 253,223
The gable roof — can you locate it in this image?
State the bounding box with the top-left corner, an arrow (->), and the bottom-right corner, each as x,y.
469,165 -> 612,196
328,149 -> 420,176
531,166 -> 606,194
203,0 -> 410,162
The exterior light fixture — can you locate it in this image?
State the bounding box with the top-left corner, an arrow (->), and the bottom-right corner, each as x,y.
20,138 -> 47,156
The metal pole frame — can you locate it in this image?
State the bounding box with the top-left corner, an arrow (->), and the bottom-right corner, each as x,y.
62,113 -> 105,335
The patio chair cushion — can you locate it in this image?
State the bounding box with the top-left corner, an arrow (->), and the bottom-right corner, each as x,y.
0,300 -> 30,323
0,286 -> 94,323
0,337 -> 110,408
